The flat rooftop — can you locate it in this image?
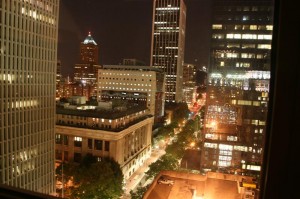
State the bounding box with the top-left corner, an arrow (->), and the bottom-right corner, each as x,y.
56,104 -> 149,119
144,171 -> 254,199
103,65 -> 163,72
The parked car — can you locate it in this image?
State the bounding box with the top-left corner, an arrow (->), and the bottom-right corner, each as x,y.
157,176 -> 174,186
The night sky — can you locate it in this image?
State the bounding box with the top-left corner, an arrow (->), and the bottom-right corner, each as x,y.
58,0 -> 211,77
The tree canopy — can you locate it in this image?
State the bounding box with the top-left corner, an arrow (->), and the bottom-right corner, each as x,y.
145,154 -> 179,180
56,154 -> 124,199
130,185 -> 150,199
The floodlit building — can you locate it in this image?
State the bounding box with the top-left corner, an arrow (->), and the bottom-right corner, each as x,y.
182,63 -> 197,106
97,65 -> 165,123
74,32 -> 99,83
144,171 -> 257,199
56,60 -> 62,100
202,0 -> 273,177
55,103 -> 153,179
73,32 -> 101,98
0,0 -> 59,194
150,0 -> 186,102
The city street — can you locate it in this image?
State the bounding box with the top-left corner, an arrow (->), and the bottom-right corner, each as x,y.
121,147 -> 166,198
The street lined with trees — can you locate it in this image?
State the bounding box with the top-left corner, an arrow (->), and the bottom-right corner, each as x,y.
130,102 -> 205,198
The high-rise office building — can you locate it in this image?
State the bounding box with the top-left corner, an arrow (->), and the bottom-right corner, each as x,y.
182,63 -> 196,106
201,0 -> 273,178
74,32 -> 100,98
150,0 -> 186,103
56,60 -> 62,99
74,32 -> 99,84
0,0 -> 59,194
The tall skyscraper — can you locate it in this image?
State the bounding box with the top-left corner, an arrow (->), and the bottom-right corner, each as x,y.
74,32 -> 99,84
182,63 -> 196,106
0,0 -> 59,194
202,0 -> 273,178
150,0 -> 186,103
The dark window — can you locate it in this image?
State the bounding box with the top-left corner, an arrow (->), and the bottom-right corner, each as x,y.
63,135 -> 69,145
74,153 -> 81,163
64,151 -> 68,161
94,140 -> 102,150
105,141 -> 110,151
55,150 -> 62,160
74,137 -> 82,147
88,139 -> 93,149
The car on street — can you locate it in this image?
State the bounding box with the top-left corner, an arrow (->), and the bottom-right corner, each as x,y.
157,176 -> 174,186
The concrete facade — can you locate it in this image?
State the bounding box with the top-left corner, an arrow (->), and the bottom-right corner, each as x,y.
97,65 -> 165,123
0,0 -> 59,194
55,105 -> 154,179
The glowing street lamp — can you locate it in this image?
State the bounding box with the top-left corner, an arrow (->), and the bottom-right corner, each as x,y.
190,142 -> 195,148
206,120 -> 218,131
211,121 -> 217,127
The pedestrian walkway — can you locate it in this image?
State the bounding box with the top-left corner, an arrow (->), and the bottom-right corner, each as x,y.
121,147 -> 166,198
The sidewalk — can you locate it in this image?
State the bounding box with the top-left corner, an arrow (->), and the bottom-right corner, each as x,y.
122,148 -> 166,198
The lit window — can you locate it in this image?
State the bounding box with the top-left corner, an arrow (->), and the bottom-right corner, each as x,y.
212,24 -> 222,29
258,44 -> 271,49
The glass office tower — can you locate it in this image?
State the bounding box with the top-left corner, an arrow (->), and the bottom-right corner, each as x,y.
202,0 -> 273,178
0,0 -> 59,194
150,0 -> 186,102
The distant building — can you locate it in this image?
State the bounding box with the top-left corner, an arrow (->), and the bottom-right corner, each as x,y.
0,0 -> 59,194
57,76 -> 72,99
182,63 -> 197,106
57,60 -> 62,86
55,103 -> 153,179
74,32 -> 101,97
97,65 -> 165,123
74,32 -> 99,83
79,32 -> 99,64
201,0 -> 273,177
57,80 -> 91,100
122,58 -> 145,66
150,0 -> 186,102
56,60 -> 62,99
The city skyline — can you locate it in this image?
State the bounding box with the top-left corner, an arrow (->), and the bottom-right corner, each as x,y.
58,0 -> 211,77
0,0 -> 298,198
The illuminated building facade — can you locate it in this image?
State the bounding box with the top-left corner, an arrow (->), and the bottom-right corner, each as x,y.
150,0 -> 186,102
0,0 -> 59,194
55,104 -> 153,180
74,32 -> 100,87
209,0 -> 273,72
97,65 -> 165,123
182,63 -> 196,106
202,0 -> 273,177
56,60 -> 62,100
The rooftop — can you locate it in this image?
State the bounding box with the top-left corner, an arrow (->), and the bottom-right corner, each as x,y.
82,32 -> 97,45
144,171 -> 256,199
56,104 -> 148,119
102,65 -> 163,73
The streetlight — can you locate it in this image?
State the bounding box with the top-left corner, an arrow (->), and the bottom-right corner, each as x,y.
190,142 -> 195,148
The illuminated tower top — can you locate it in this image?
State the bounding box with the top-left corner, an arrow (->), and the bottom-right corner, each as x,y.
83,32 -> 98,45
80,32 -> 99,64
